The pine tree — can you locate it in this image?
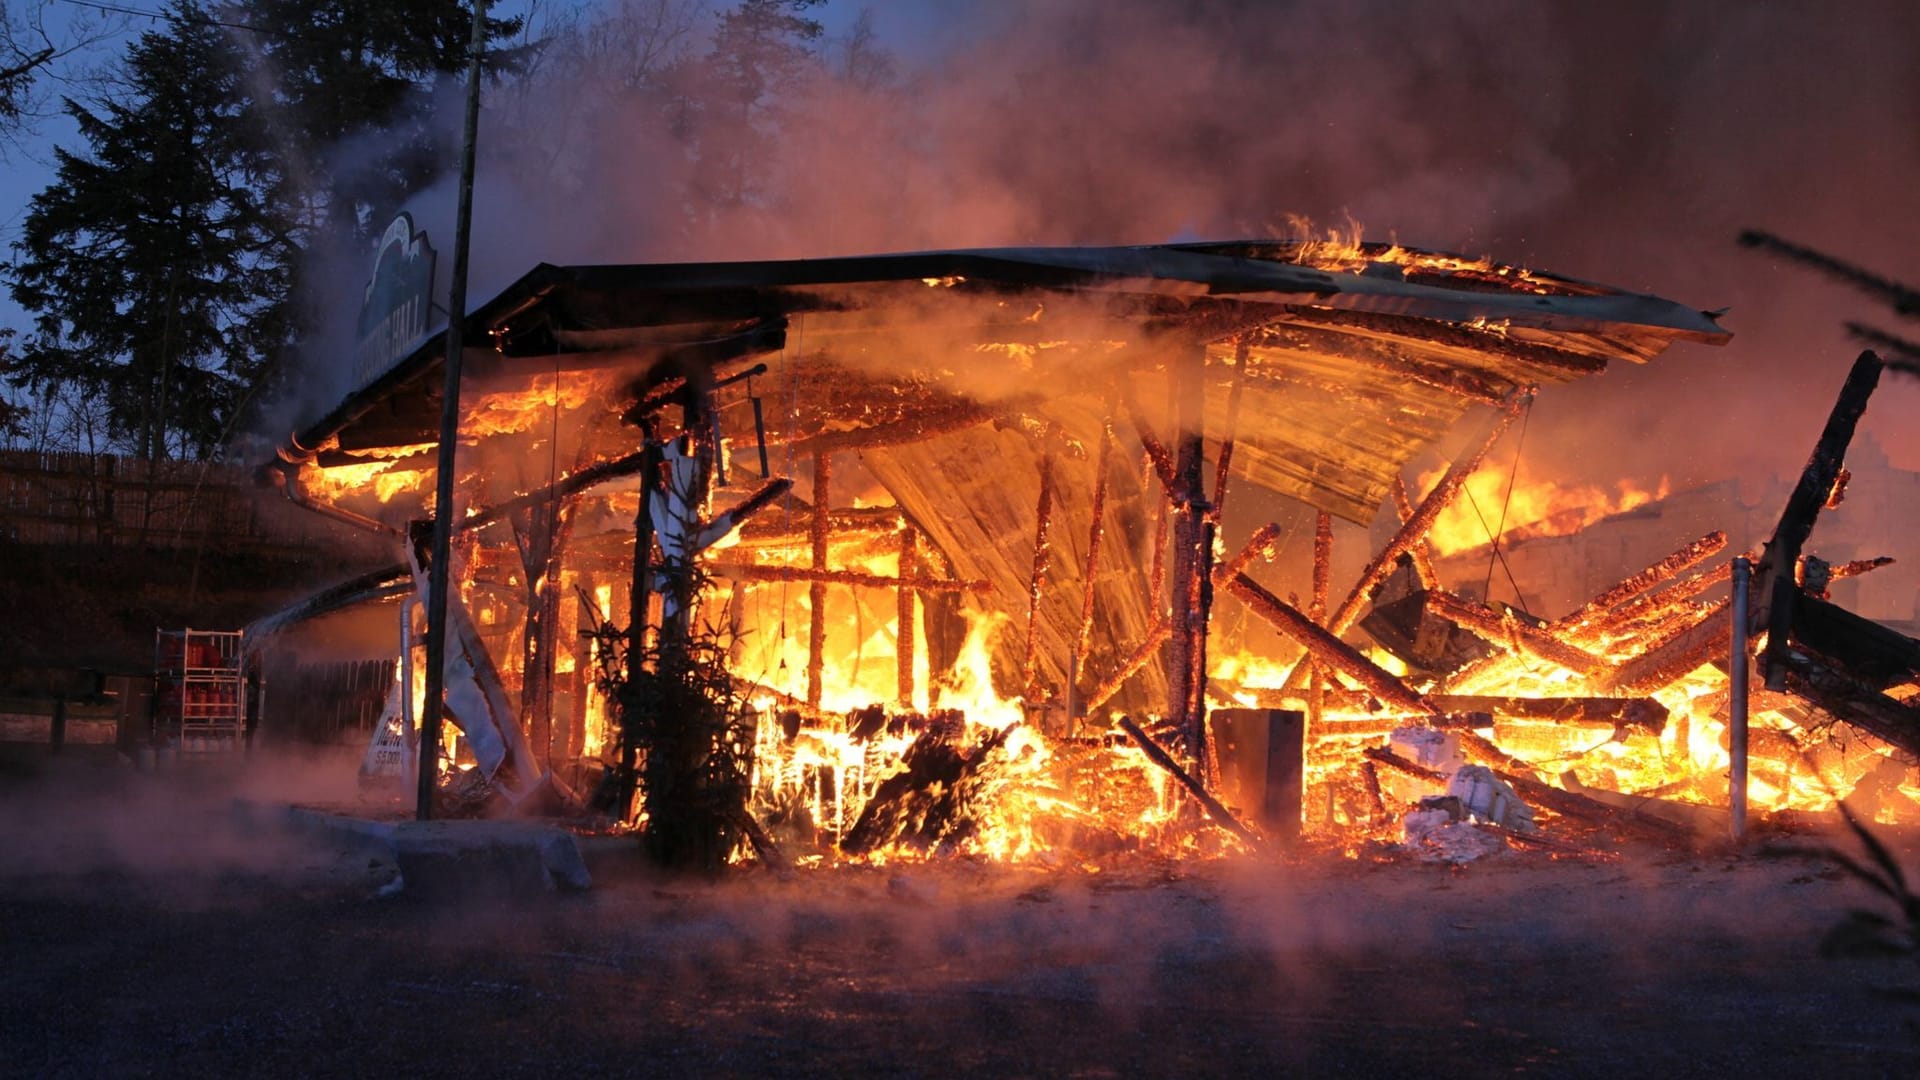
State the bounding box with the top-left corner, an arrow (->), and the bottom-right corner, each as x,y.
690,0 -> 824,214
237,0 -> 524,248
7,2 -> 281,460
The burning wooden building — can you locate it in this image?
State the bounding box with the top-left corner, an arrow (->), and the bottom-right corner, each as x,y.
258,234 -> 1920,866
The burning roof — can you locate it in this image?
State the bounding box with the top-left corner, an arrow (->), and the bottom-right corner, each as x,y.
284,240 -> 1727,523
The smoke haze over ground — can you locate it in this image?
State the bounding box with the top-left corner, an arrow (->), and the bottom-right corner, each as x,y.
5,753 -> 1920,1077
278,0 -> 1920,495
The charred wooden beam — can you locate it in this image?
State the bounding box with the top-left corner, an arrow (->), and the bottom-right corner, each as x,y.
1326,388 -> 1529,638
1421,590 -> 1610,679
1425,695 -> 1668,732
1309,510 -> 1335,738
1303,713 -> 1495,740
1755,352 -> 1883,689
1595,600 -> 1731,696
1555,531 -> 1727,636
1778,647 -> 1920,760
1073,410 -> 1116,670
458,448 -> 651,534
1117,716 -> 1262,849
1166,345 -> 1214,776
1389,479 -> 1439,589
738,505 -> 904,540
1225,573 -> 1431,715
1793,593 -> 1920,689
1578,565 -> 1732,645
1123,391 -> 1179,494
709,563 -> 989,594
1213,522 -> 1284,586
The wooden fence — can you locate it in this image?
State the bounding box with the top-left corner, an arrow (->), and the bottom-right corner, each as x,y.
0,450 -> 386,555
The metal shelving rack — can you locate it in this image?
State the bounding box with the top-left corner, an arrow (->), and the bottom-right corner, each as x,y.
154,629 -> 247,752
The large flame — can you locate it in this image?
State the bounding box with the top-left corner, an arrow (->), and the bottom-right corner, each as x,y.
1418,463 -> 1671,557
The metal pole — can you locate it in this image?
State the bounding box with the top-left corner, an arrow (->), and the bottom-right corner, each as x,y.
1729,556 -> 1751,842
416,0 -> 491,821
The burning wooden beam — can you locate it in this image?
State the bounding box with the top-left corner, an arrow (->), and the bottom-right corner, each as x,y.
807,451 -> 831,711
1325,387 -> 1530,639
1210,340 -> 1250,516
1224,572 -> 1431,715
709,563 -> 989,593
1249,323 -> 1513,406
786,401 -> 997,456
1554,531 -> 1728,639
897,526 -> 918,707
1594,600 -> 1731,696
1023,428 -> 1059,694
1280,307 -> 1613,377
1083,620 -> 1173,715
1117,716 -> 1262,849
1389,479 -> 1439,589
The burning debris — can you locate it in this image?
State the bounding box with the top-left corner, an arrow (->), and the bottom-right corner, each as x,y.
237,237 -> 1916,868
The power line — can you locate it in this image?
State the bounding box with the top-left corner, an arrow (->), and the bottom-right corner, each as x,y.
59,0 -> 276,36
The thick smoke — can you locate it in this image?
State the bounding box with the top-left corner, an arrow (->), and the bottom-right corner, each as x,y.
287,0 -> 1918,494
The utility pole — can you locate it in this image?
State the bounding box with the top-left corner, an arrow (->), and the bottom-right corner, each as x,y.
416,0 -> 490,820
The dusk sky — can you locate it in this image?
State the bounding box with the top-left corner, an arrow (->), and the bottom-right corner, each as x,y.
4,1 -> 1915,493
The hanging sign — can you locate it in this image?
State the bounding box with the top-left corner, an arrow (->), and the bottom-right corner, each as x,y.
354,213 -> 437,388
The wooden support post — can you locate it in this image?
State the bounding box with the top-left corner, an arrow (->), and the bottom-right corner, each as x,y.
515,499 -> 573,770
897,526 -> 918,708
807,450 -> 831,712
1308,510 -> 1333,740
617,443 -> 663,817
1730,557 -> 1751,842
1166,344 -> 1213,779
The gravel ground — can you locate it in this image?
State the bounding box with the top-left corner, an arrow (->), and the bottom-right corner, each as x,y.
5,753 -> 1920,1078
